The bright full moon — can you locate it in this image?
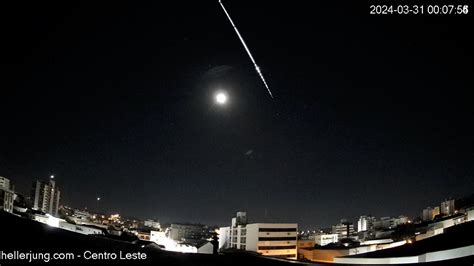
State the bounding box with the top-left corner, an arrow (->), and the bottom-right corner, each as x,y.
215,92 -> 228,105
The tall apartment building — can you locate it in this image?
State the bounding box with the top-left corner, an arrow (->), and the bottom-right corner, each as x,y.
357,215 -> 375,232
0,176 -> 14,213
440,199 -> 455,216
332,219 -> 355,239
422,206 -> 440,221
31,178 -> 61,216
0,176 -> 11,190
220,212 -> 298,260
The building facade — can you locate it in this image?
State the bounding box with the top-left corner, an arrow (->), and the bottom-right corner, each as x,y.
311,233 -> 338,246
220,212 -> 298,260
332,220 -> 355,239
242,223 -> 298,259
440,199 -> 455,216
0,176 -> 11,190
31,179 -> 61,216
144,219 -> 161,230
169,223 -> 205,241
357,215 -> 375,232
422,207 -> 440,221
0,176 -> 14,213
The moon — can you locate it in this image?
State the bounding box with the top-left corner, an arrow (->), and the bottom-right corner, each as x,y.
215,92 -> 228,105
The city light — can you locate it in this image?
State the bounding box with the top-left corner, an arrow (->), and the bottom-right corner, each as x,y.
45,214 -> 60,228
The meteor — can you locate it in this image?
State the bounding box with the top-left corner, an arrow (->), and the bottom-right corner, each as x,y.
218,0 -> 274,98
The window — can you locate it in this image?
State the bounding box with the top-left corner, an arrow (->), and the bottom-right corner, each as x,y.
258,245 -> 296,250
259,228 -> 297,232
258,237 -> 296,241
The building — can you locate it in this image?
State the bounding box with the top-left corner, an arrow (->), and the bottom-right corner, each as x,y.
357,215 -> 375,232
232,211 -> 248,226
311,233 -> 338,246
422,207 -> 440,221
416,213 -> 466,241
297,239 -> 315,260
0,176 -> 14,213
0,176 -> 11,190
31,178 -> 61,216
440,199 -> 455,216
144,219 -> 161,230
1,187 -> 15,213
218,226 -> 231,250
372,216 -> 407,230
169,223 -> 205,241
197,242 -> 214,254
394,215 -> 409,226
332,219 -> 355,239
244,223 -> 298,260
220,212 -> 298,260
297,239 -> 315,250
71,209 -> 91,224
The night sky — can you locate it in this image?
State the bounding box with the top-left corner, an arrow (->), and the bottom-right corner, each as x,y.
1,1 -> 473,229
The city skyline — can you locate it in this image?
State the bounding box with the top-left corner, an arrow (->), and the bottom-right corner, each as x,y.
1,1 -> 473,230
3,170 -> 471,230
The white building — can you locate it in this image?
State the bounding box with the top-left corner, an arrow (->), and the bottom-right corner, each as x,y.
32,213 -> 104,235
32,179 -> 61,216
357,215 -> 375,232
416,214 -> 466,241
372,216 -> 407,230
219,212 -> 298,260
466,208 -> 474,222
0,176 -> 11,190
218,226 -> 231,250
440,199 -> 455,216
144,219 -> 161,230
311,233 -> 338,246
422,207 -> 440,221
238,223 -> 298,260
0,176 -> 14,213
60,222 -> 104,235
393,215 -> 409,226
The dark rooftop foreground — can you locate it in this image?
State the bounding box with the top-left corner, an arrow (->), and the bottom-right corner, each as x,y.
0,211 -> 309,265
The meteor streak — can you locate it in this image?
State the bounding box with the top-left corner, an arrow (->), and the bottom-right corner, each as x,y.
218,0 -> 273,98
